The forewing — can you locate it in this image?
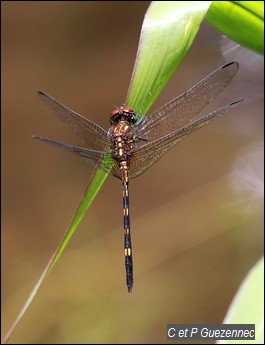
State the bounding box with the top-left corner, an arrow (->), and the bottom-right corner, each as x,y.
38,92 -> 110,151
133,62 -> 239,143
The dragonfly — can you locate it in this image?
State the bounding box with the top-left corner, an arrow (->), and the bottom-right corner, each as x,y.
33,61 -> 242,293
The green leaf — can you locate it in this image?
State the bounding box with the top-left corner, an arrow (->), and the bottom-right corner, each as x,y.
126,1 -> 212,115
206,1 -> 264,55
217,257 -> 264,344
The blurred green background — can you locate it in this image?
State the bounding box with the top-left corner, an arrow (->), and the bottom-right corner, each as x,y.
2,1 -> 263,344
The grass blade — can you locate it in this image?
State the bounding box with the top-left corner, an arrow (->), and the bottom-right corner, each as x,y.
126,1 -> 212,114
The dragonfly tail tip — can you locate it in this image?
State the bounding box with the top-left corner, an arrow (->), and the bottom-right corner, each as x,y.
127,285 -> 133,293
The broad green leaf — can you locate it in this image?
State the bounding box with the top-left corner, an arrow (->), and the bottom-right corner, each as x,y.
206,1 -> 264,54
217,257 -> 264,344
126,1 -> 212,115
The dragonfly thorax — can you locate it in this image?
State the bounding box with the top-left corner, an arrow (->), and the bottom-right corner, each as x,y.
110,120 -> 132,138
109,106 -> 137,126
107,119 -> 134,163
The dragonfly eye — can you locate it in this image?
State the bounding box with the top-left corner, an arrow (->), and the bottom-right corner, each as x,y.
109,107 -> 137,125
109,113 -> 121,125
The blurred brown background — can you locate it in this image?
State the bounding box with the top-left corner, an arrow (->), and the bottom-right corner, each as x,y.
2,1 -> 263,344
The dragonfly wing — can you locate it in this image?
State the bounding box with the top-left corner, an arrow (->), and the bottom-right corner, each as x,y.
129,100 -> 242,179
133,62 -> 239,143
32,135 -> 117,175
38,92 -> 110,151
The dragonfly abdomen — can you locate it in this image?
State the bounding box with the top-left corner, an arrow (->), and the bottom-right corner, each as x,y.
120,161 -> 133,293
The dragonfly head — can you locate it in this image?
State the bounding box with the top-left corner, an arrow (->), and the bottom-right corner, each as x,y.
109,106 -> 137,125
